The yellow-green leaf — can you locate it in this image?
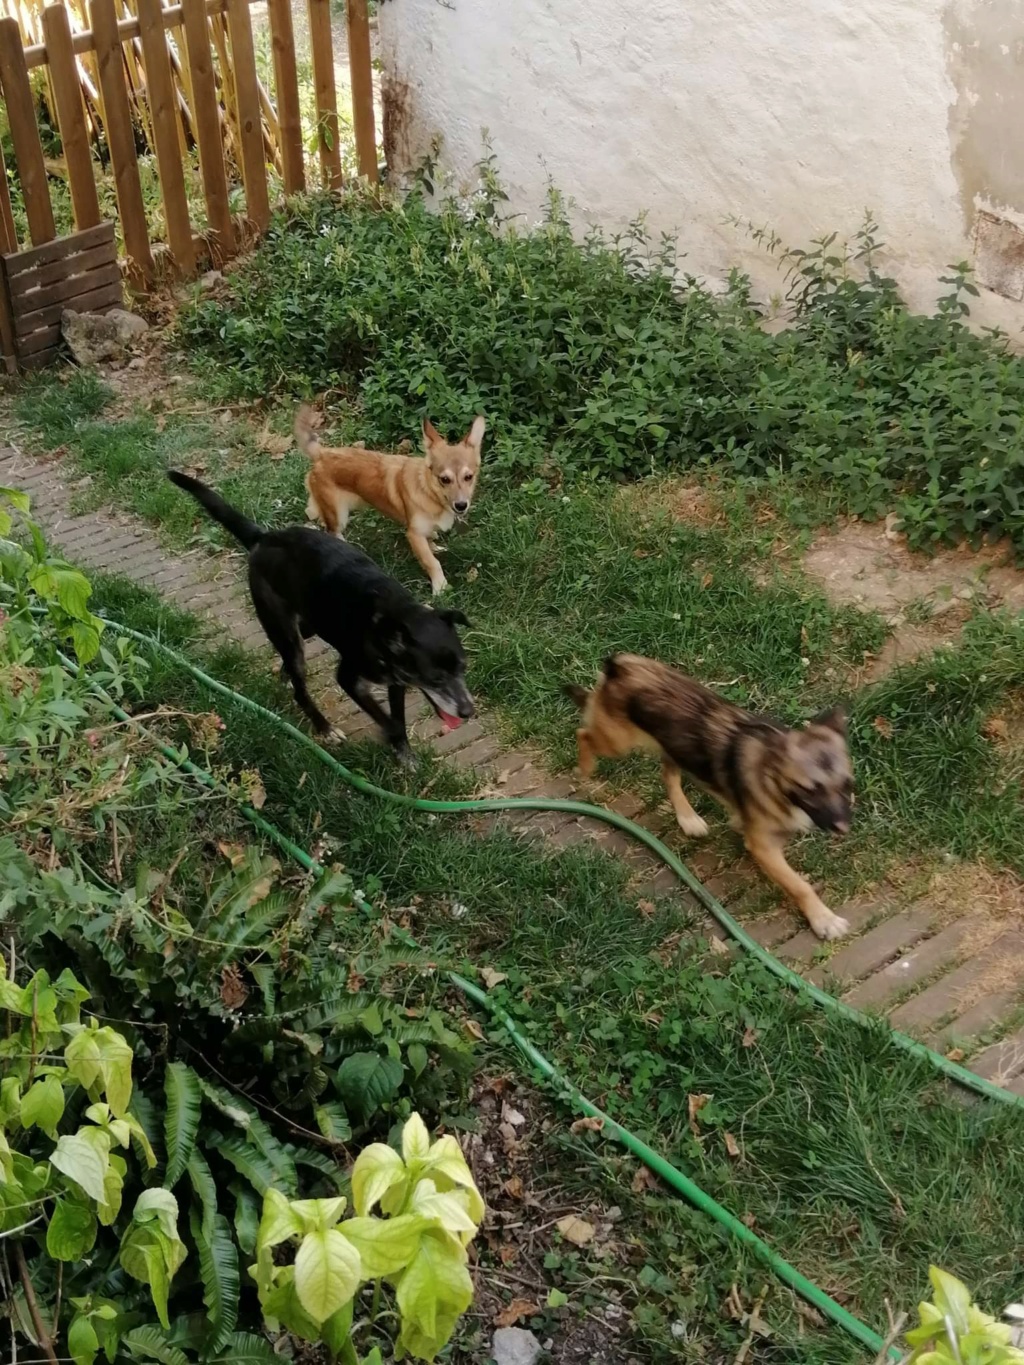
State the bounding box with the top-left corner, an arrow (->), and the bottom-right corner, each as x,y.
351,1141 -> 406,1217
21,1074 -> 65,1138
293,1228 -> 361,1324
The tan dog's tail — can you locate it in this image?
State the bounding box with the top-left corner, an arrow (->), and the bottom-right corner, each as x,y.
294,404 -> 322,459
563,683 -> 590,709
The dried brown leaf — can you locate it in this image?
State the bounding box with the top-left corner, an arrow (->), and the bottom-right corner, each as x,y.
872,715 -> 894,740
636,899 -> 656,919
724,1131 -> 741,1159
556,1215 -> 595,1246
480,967 -> 508,990
570,1116 -> 604,1134
494,1299 -> 539,1328
742,1026 -> 759,1048
688,1092 -> 711,1136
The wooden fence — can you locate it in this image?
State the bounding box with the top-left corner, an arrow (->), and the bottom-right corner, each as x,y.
0,0 -> 377,372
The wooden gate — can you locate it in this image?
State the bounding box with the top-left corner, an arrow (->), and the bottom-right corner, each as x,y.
0,0 -> 377,372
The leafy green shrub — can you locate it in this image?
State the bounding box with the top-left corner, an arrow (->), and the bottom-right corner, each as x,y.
180,183 -> 1024,552
1,503 -> 477,1362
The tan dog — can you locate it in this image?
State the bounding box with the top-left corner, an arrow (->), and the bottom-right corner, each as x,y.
566,654 -> 854,941
295,406 -> 485,595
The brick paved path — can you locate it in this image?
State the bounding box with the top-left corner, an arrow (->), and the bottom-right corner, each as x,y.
3,444 -> 1022,1094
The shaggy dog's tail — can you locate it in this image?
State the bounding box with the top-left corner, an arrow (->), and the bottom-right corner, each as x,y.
294,404 -> 323,459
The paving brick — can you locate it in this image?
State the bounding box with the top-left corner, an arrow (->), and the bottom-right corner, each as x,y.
930,989 -> 1023,1049
451,735 -> 503,771
746,911 -> 802,948
844,917 -> 986,1011
805,906 -> 935,986
433,718 -> 484,754
888,931 -> 1024,1035
771,891 -> 894,965
969,1027 -> 1024,1084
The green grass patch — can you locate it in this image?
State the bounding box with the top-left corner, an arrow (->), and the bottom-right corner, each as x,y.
80,576 -> 1024,1361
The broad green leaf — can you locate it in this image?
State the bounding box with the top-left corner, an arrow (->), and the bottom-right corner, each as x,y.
190,1208 -> 239,1353
122,1325 -> 191,1365
288,1195 -> 346,1235
68,1313 -> 100,1365
47,1197 -> 98,1261
121,1231 -> 173,1329
71,620 -> 102,664
340,1214 -> 426,1277
402,1112 -> 431,1162
336,1052 -> 403,1123
51,566 -> 92,620
96,1149 -> 125,1226
20,1073 -> 65,1138
395,1228 -> 473,1361
293,1228 -> 361,1324
232,1183 -> 261,1256
256,1187 -> 303,1251
0,1076 -> 20,1124
314,1100 -> 352,1144
259,1268 -> 322,1341
407,1042 -> 429,1077
321,1299 -> 355,1357
126,1110 -> 157,1169
133,1188 -> 184,1246
421,1135 -> 485,1225
50,1130 -> 110,1203
351,1141 -> 406,1217
929,1267 -> 972,1334
0,485 -> 30,513
164,1063 -> 203,1187
65,1024 -> 133,1117
410,1180 -> 478,1237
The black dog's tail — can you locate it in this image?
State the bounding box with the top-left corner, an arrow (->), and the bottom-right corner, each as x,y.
167,470 -> 263,550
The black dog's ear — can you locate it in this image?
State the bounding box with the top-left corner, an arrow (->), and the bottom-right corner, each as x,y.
810,705 -> 847,736
436,607 -> 472,630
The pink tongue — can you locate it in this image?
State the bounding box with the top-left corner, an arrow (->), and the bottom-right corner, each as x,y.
440,712 -> 462,732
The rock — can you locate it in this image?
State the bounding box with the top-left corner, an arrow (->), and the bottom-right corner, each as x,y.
492,1327 -> 542,1365
62,308 -> 148,365
199,269 -> 223,291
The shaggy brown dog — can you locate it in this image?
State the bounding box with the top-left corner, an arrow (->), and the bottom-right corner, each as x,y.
295,406 -> 485,595
567,654 -> 854,940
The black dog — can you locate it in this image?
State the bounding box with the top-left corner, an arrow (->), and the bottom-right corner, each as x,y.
167,472 -> 474,761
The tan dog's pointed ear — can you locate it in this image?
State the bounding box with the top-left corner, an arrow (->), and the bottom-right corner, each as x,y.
465,415 -> 486,450
810,705 -> 847,736
422,418 -> 442,451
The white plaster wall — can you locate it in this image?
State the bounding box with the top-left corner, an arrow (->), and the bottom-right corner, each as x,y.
378,0 -> 1024,337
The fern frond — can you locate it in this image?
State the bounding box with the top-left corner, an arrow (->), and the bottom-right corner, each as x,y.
164,1061 -> 203,1187
189,1208 -> 239,1354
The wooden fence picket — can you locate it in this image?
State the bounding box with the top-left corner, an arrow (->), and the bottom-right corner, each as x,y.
0,16 -> 56,243
90,0 -> 154,281
266,0 -> 304,194
180,0 -> 234,261
137,0 -> 196,274
307,0 -> 342,189
40,4 -> 101,233
345,0 -> 376,182
225,0 -> 270,230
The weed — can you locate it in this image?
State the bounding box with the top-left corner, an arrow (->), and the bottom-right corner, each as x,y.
178,185 -> 1024,552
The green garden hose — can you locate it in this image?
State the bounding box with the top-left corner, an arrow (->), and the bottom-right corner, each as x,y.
108,620 -> 1024,1115
56,646 -> 897,1361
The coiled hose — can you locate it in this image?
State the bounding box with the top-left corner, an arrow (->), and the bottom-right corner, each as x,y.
55,617 -> 1024,1360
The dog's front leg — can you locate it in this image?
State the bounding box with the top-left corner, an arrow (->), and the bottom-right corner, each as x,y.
407,530 -> 448,596
386,685 -> 415,767
661,759 -> 709,838
576,727 -> 597,777
744,832 -> 849,940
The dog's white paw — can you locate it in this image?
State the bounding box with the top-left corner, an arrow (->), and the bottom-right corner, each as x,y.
678,813 -> 709,838
431,575 -> 449,596
325,724 -> 347,745
808,907 -> 849,941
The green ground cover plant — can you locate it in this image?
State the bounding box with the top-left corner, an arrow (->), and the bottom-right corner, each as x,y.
176,183 -> 1024,553
1,499 -> 479,1363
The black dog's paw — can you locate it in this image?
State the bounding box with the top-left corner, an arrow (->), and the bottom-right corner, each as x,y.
393,744 -> 417,770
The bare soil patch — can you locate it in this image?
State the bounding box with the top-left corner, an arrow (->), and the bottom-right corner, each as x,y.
803,519 -> 1024,681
